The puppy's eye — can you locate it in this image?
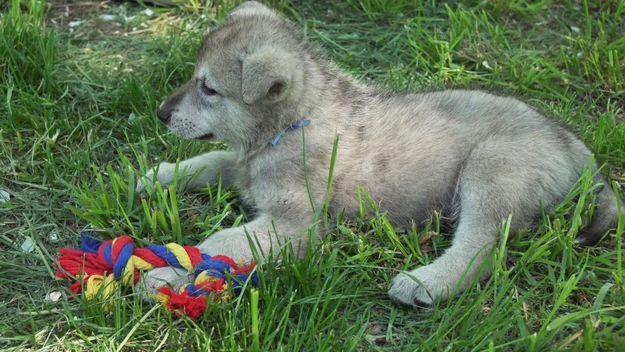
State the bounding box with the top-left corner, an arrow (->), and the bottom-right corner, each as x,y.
202,84 -> 219,96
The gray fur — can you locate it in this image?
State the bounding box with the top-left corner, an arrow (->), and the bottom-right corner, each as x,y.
136,1 -> 624,307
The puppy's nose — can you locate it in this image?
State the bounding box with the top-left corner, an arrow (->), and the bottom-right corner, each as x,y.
157,103 -> 175,124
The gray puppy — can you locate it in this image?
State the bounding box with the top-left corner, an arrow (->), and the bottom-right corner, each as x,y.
136,1 -> 623,307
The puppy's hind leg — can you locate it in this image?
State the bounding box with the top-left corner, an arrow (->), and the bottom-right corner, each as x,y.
389,146 -> 541,307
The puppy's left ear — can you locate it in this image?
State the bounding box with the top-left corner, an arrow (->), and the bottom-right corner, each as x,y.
241,48 -> 300,105
227,1 -> 277,21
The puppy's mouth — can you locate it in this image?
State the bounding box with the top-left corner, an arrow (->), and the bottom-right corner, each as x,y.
196,133 -> 216,141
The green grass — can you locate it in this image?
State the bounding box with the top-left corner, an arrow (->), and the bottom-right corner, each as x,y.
1,0 -> 625,350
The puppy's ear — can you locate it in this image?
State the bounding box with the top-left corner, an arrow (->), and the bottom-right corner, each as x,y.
227,1 -> 276,21
241,48 -> 298,105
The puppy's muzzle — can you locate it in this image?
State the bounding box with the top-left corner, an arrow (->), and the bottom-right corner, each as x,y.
157,103 -> 175,124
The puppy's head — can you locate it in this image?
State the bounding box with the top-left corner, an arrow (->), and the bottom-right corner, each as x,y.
157,1 -> 306,150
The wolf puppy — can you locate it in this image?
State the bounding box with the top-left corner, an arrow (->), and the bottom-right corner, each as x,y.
138,1 -> 623,307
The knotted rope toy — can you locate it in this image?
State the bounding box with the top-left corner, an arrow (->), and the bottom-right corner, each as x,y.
55,233 -> 258,320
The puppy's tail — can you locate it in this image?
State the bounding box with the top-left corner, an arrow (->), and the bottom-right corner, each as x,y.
575,174 -> 624,246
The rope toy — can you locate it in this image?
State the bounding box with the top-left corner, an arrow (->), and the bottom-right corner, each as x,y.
55,233 -> 258,320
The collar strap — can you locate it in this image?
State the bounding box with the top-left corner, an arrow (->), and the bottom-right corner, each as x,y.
269,119 -> 311,146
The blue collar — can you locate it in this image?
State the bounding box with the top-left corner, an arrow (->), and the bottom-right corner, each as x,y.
269,120 -> 311,146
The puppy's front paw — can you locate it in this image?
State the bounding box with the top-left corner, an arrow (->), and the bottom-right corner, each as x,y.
136,162 -> 177,194
135,266 -> 193,301
388,265 -> 448,308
